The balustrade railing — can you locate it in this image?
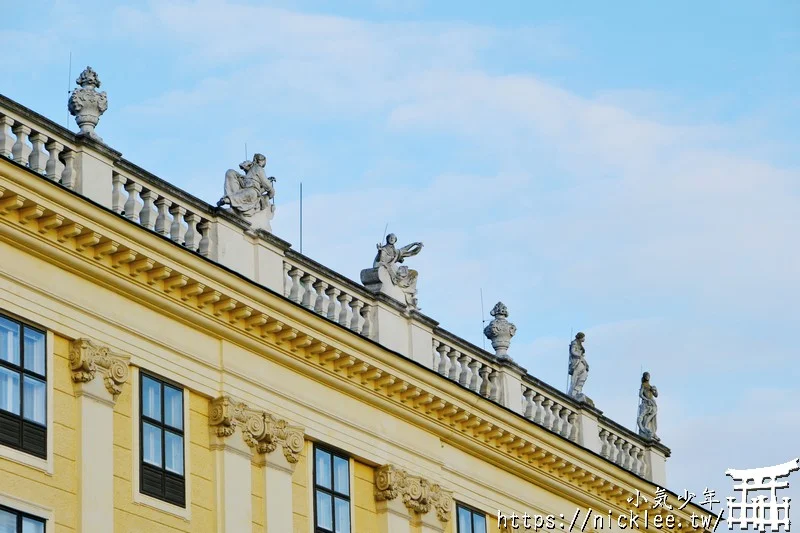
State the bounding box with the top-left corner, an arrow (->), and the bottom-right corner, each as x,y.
283,258 -> 376,339
430,335 -> 501,401
598,421 -> 649,478
520,380 -> 580,444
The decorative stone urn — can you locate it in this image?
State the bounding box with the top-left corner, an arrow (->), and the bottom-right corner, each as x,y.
68,66 -> 108,142
483,302 -> 516,360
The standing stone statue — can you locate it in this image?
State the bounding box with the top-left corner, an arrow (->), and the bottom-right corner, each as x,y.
483,302 -> 516,360
637,371 -> 659,441
217,153 -> 276,232
361,233 -> 423,309
68,66 -> 108,142
568,332 -> 590,403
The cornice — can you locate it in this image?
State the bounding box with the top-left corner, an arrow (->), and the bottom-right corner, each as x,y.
0,160 -> 707,529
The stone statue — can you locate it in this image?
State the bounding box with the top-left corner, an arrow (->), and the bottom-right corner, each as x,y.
361,233 -> 423,309
637,371 -> 659,441
568,332 -> 590,402
483,302 -> 516,360
217,153 -> 276,231
68,66 -> 108,142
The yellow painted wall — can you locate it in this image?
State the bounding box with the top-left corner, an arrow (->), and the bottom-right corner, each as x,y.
353,460 -> 378,533
0,334 -> 78,531
292,441 -> 310,532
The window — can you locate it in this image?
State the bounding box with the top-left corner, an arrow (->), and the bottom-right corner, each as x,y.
313,445 -> 350,533
0,314 -> 46,459
0,505 -> 45,533
457,504 -> 487,533
139,372 -> 185,507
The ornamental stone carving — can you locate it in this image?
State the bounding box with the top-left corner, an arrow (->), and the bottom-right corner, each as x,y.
483,302 -> 516,360
68,67 -> 108,142
69,338 -> 130,399
361,233 -> 423,310
374,464 -> 453,523
637,372 -> 660,442
217,153 -> 276,232
209,396 -> 304,463
567,332 -> 593,406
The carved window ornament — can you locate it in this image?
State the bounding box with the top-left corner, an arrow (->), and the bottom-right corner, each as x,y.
374,464 -> 454,523
68,338 -> 131,399
208,395 -> 304,463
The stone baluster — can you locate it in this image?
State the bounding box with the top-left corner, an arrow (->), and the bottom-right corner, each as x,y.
621,442 -> 632,469
478,365 -> 491,397
550,403 -> 562,434
123,180 -> 143,223
458,353 -> 471,386
312,280 -> 328,314
431,340 -> 440,371
337,293 -> 351,326
45,141 -> 65,182
198,220 -> 211,257
488,370 -> 500,402
139,190 -> 157,230
325,287 -> 339,320
533,394 -> 545,425
636,448 -> 647,477
111,173 -> 126,214
436,344 -> 449,376
468,360 -> 481,392
300,274 -> 315,309
599,429 -> 610,459
60,150 -> 76,189
288,268 -> 303,304
169,204 -> 186,244
541,399 -> 553,430
611,436 -> 622,465
360,304 -> 373,338
28,133 -> 47,173
559,407 -> 572,439
11,124 -> 31,165
447,350 -> 460,381
629,445 -> 641,474
522,388 -> 535,419
283,262 -> 292,298
153,197 -> 171,236
568,412 -> 579,442
184,212 -> 201,251
0,116 -> 14,158
349,299 -> 364,333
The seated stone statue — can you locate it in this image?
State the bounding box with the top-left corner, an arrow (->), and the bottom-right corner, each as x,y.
217,153 -> 276,231
361,233 -> 423,309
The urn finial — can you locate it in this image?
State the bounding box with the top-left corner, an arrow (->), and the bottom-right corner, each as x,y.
483,302 -> 516,360
68,66 -> 108,142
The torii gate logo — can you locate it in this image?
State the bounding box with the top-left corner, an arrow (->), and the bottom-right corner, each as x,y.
726,458 -> 799,532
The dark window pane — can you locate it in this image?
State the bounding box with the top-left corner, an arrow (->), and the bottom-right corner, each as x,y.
316,491 -> 332,529
164,430 -> 184,475
23,328 -> 46,376
163,386 -> 182,430
315,448 -> 331,489
334,496 -> 350,533
458,507 -> 473,533
23,376 -> 46,424
0,366 -> 20,415
333,456 -> 349,495
143,422 -> 162,467
22,517 -> 45,533
142,376 -> 161,421
0,509 -> 15,533
473,512 -> 486,533
0,317 -> 20,366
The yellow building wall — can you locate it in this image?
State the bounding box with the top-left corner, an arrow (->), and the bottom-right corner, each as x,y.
112,382 -> 216,531
0,334 -> 78,532
292,441 -> 311,533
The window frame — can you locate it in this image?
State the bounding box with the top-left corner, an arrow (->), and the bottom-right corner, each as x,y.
312,444 -> 352,533
456,502 -> 488,533
0,503 -> 46,532
0,312 -> 47,459
138,371 -> 186,508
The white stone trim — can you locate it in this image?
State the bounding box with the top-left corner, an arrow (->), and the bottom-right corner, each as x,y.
130,366 -> 192,521
0,325 -> 54,475
0,492 -> 54,524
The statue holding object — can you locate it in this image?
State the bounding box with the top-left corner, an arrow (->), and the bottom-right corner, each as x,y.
217,153 -> 276,232
361,233 -> 423,309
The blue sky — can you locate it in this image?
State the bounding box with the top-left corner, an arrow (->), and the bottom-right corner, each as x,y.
3,0 -> 799,508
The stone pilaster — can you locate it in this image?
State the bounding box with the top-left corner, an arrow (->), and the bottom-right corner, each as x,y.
69,338 -> 131,533
209,396 -> 304,533
374,464 -> 453,533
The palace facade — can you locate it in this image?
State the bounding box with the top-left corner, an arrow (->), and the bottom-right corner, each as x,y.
0,74 -> 709,533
